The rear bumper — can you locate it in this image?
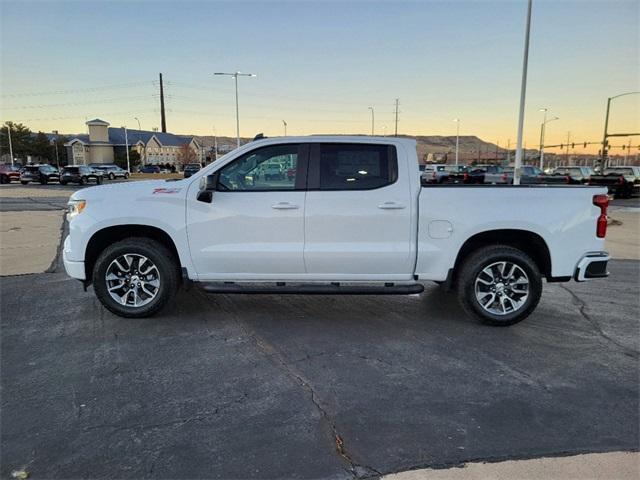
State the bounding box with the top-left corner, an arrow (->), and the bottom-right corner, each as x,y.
63,235 -> 85,280
574,252 -> 610,282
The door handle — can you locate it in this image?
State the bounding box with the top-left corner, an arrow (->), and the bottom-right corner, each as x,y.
378,202 -> 406,210
271,202 -> 299,210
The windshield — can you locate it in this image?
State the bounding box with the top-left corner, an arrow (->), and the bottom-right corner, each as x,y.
605,168 -> 634,175
62,167 -> 79,173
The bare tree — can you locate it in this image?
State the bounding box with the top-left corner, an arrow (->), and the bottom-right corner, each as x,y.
177,143 -> 197,169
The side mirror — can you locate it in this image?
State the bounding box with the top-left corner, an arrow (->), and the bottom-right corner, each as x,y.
197,172 -> 218,203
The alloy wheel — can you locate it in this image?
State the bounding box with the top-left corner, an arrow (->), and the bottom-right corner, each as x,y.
105,254 -> 161,307
474,261 -> 529,315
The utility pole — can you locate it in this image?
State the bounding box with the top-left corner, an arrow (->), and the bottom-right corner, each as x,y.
159,73 -> 167,133
507,139 -> 511,164
513,0 -> 532,185
368,106 -> 375,135
495,141 -> 499,161
565,131 -> 571,165
7,123 -> 14,166
282,120 -> 287,136
394,98 -> 399,136
601,92 -> 640,169
625,138 -> 631,163
214,71 -> 257,148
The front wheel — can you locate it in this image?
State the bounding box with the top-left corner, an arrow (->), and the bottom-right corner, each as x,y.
456,245 -> 542,326
21,181 -> 28,185
109,173 -> 115,180
93,237 -> 179,318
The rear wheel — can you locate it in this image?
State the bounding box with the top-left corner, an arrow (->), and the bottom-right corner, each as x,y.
93,237 -> 179,318
0,175 -> 7,184
40,177 -> 47,185
21,181 -> 28,185
109,173 -> 115,180
456,245 -> 542,326
96,176 -> 103,185
60,180 -> 67,185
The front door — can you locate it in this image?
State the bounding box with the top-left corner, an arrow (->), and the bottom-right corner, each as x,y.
186,144 -> 308,280
303,142 -> 414,280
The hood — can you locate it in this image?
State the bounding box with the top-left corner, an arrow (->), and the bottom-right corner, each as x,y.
70,179 -> 190,201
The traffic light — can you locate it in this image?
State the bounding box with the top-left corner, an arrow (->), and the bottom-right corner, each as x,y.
622,144 -> 626,150
584,142 -> 587,148
560,144 -> 563,149
571,143 -> 575,149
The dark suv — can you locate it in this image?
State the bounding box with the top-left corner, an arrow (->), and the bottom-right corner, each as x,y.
90,164 -> 130,180
183,163 -> 201,178
20,165 -> 60,185
60,166 -> 104,185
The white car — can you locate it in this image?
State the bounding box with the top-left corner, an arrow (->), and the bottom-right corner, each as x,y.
64,136 -> 610,325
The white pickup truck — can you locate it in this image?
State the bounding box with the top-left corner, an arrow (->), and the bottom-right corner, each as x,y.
64,136 -> 610,326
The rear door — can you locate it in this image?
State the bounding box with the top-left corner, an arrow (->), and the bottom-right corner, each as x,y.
303,142 -> 413,280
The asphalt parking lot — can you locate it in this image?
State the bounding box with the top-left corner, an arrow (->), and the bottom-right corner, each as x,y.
1,184 -> 639,478
1,203 -> 638,479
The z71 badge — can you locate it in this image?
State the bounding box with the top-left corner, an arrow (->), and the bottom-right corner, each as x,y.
152,188 -> 182,194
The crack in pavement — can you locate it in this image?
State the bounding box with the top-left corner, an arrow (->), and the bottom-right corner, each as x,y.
559,284 -> 639,358
205,294 -> 381,478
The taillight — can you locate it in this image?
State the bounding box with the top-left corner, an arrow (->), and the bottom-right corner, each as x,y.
593,194 -> 608,238
501,173 -> 508,182
618,176 -> 625,185
432,171 -> 436,179
463,172 -> 469,182
565,175 -> 571,184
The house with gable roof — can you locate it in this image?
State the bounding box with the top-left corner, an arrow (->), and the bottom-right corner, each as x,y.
65,118 -> 202,166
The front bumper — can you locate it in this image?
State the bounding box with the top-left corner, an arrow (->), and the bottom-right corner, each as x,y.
63,235 -> 85,280
574,252 -> 610,282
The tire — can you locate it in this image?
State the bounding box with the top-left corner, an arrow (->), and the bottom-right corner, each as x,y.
79,177 -> 85,185
21,181 -> 28,185
60,181 -> 67,185
93,237 -> 180,318
40,177 -> 47,185
96,176 -> 103,185
109,173 -> 115,180
124,173 -> 129,179
0,175 -> 7,184
456,245 -> 542,326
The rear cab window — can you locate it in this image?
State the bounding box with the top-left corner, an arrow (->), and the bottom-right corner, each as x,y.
309,143 -> 397,190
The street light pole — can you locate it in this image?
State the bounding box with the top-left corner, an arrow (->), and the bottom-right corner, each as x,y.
513,0 -> 533,185
368,107 -> 375,135
122,126 -> 130,173
538,110 -> 559,170
134,116 -> 144,164
282,120 -> 287,136
601,91 -> 640,169
213,126 -> 218,161
214,71 -> 256,149
453,118 -> 460,165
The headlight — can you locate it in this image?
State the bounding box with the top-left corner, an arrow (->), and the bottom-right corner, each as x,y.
67,199 -> 86,218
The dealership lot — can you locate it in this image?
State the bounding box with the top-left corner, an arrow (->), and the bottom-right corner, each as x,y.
1,184 -> 639,478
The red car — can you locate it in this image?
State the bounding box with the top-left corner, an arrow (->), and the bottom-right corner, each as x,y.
0,164 -> 20,184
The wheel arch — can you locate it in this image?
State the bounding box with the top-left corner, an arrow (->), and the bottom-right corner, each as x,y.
84,224 -> 182,284
452,229 -> 552,282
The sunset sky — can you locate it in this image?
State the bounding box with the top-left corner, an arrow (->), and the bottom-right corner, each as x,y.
1,0 -> 638,154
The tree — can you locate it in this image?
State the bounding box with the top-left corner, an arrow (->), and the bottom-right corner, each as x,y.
0,122 -> 32,162
114,149 -> 140,170
177,143 -> 197,168
30,131 -> 52,162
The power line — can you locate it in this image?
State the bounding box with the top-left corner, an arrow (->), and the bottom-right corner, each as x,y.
1,81 -> 154,98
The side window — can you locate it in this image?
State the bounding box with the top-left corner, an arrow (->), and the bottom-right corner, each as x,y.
217,144 -> 299,191
317,144 -> 397,190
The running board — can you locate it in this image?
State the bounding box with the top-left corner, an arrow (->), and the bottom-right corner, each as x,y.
201,282 -> 424,295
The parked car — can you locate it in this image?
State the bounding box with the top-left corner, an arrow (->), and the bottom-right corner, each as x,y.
263,164 -> 284,181
589,166 -> 640,198
64,136 -> 610,326
60,166 -> 104,185
183,163 -> 201,178
466,164 -> 503,184
139,165 -> 161,174
485,166 -> 548,184
0,164 -> 21,184
20,164 -> 60,185
552,166 -> 594,184
442,164 -> 469,184
421,164 -> 448,183
90,164 -> 129,180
